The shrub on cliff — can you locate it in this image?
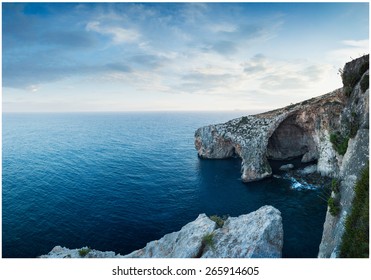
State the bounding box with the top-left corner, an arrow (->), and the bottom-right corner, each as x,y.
330,132 -> 349,156
340,165 -> 369,258
331,179 -> 340,193
202,233 -> 215,250
209,215 -> 228,228
328,196 -> 340,216
78,247 -> 91,257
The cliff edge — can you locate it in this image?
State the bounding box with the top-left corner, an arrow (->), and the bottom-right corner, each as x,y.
40,206 -> 283,258
195,55 -> 369,257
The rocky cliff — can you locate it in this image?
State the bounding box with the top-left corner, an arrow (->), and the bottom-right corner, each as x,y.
40,205 -> 283,258
195,89 -> 344,182
195,55 -> 369,257
318,55 -> 369,257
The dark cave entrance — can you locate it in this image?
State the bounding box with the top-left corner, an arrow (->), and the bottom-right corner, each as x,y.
267,115 -> 316,162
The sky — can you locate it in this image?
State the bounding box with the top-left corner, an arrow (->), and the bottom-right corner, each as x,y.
2,2 -> 369,112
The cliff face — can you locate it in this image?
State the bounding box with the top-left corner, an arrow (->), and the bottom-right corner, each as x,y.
40,206 -> 283,258
318,55 -> 369,257
195,90 -> 345,182
195,55 -> 369,257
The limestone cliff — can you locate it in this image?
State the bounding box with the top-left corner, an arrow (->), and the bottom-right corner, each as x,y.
195,54 -> 369,258
195,89 -> 345,182
318,55 -> 369,257
40,206 -> 283,258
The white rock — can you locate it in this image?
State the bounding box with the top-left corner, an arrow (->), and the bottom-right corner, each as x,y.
202,206 -> 283,258
123,214 -> 216,258
279,164 -> 294,171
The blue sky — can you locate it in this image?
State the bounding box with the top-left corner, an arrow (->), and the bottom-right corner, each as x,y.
2,2 -> 369,112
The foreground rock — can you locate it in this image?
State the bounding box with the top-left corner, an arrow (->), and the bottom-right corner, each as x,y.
40,206 -> 283,258
202,206 -> 283,258
124,214 -> 216,258
39,246 -> 122,258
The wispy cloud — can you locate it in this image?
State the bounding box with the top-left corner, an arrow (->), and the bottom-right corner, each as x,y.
86,21 -> 141,44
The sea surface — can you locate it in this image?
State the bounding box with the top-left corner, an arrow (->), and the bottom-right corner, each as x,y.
2,112 -> 329,258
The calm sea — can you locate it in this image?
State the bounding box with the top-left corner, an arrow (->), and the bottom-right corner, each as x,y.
2,112 -> 328,258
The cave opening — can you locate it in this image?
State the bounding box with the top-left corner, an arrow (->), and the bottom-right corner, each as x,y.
266,115 -> 316,164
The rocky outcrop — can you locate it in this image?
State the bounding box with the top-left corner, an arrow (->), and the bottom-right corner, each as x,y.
318,55 -> 369,258
202,206 -> 283,258
39,246 -> 122,258
318,129 -> 369,258
124,213 -> 216,258
40,206 -> 283,258
195,54 -> 369,258
195,90 -> 345,182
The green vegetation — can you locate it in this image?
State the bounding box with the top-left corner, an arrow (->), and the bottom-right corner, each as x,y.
209,215 -> 228,228
78,247 -> 91,257
330,111 -> 359,155
330,132 -> 349,156
340,165 -> 369,258
202,233 -> 215,250
331,179 -> 340,193
328,196 -> 340,216
360,74 -> 369,93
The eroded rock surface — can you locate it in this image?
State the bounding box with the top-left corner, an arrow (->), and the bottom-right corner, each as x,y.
40,206 -> 283,258
195,90 -> 344,182
124,214 -> 216,258
318,55 -> 369,258
202,206 -> 283,258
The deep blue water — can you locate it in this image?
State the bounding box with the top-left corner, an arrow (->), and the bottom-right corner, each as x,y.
2,112 -> 329,258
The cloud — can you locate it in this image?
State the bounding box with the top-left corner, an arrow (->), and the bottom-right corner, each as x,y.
86,21 -> 140,44
328,39 -> 369,63
243,54 -> 268,75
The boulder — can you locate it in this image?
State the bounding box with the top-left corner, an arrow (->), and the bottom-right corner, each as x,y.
279,164 -> 294,171
124,214 -> 216,258
299,165 -> 317,175
202,205 -> 283,258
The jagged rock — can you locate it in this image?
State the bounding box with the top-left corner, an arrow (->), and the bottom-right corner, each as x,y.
299,165 -> 318,175
202,206 -> 283,258
40,206 -> 283,258
318,129 -> 369,258
279,164 -> 294,171
318,55 -> 369,258
195,90 -> 345,182
39,246 -> 122,258
123,214 -> 216,258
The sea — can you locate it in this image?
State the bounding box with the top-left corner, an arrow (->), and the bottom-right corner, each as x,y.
2,112 -> 329,258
